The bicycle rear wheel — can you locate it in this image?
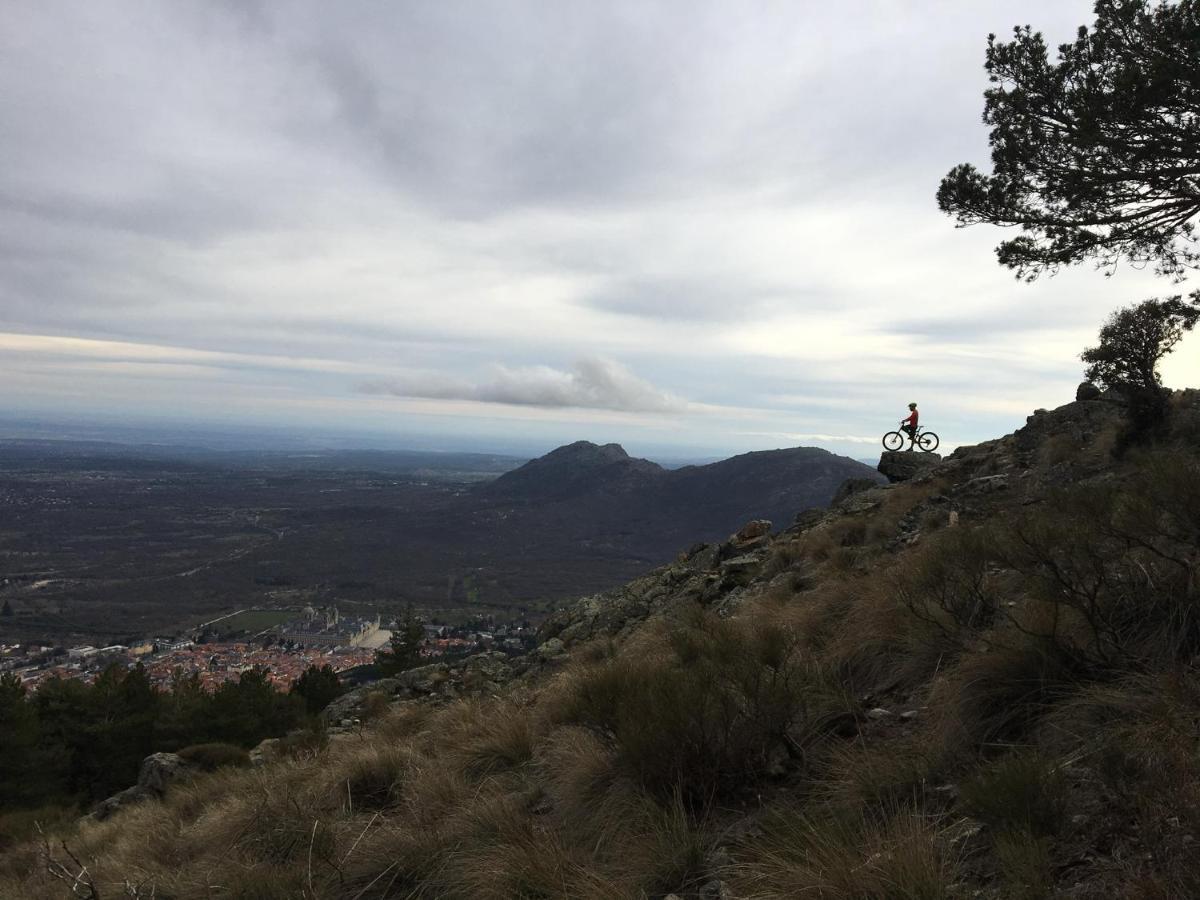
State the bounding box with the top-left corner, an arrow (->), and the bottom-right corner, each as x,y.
918,431 -> 940,452
882,431 -> 905,451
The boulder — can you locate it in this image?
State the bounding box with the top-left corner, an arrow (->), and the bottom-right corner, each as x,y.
249,737 -> 281,768
726,519 -> 772,553
1075,381 -> 1102,401
732,519 -> 772,543
321,677 -> 402,723
877,451 -> 942,484
90,752 -> 196,821
138,752 -> 193,794
719,554 -> 763,586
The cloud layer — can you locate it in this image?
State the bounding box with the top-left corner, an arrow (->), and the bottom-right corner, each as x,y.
1,1 -> 1193,459
363,357 -> 685,414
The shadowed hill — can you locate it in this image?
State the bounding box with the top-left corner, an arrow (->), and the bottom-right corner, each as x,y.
480,440 -> 665,501
478,440 -> 885,550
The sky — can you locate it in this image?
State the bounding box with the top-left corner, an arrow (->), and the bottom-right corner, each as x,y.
2,0 -> 1196,461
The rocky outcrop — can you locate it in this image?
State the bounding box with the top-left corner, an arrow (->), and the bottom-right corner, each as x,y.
89,752 -> 195,821
249,738 -> 281,768
878,450 -> 943,483
1076,381 -> 1102,401
321,651 -> 518,725
1011,399 -> 1125,469
732,519 -> 772,544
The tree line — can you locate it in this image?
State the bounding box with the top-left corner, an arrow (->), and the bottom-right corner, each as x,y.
0,662 -> 343,815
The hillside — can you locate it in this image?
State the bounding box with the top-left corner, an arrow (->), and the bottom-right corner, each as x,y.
3,391 -> 1199,898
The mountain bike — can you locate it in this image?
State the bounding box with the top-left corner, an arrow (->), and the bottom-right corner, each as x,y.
882,426 -> 939,453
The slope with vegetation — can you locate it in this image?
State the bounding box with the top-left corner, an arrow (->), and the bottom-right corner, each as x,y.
5,1 -> 1199,896
3,388 -> 1198,899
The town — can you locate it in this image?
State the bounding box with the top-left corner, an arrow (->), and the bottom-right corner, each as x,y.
0,604 -> 537,692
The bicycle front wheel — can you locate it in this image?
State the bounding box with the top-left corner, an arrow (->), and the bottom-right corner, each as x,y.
882,431 -> 905,452
918,431 -> 940,453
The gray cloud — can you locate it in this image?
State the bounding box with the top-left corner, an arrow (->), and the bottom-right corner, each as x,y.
581,277 -> 799,322
3,0 -> 1168,461
362,357 -> 685,413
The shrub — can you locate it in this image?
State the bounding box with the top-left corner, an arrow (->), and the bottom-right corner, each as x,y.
895,527 -> 1001,654
928,636 -> 1082,754
339,745 -> 412,811
997,463 -> 1200,669
759,538 -> 808,582
958,752 -> 1067,838
276,722 -> 328,759
558,613 -> 843,805
993,830 -> 1053,900
177,742 -> 252,772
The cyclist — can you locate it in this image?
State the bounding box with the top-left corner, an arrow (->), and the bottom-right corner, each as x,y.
899,402 -> 919,448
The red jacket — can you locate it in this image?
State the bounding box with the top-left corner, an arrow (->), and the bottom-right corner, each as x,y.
902,410 -> 918,427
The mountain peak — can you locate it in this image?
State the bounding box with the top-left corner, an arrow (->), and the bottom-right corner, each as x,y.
543,441 -> 631,463
482,440 -> 662,500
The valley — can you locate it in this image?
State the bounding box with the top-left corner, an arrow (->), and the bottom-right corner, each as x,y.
0,439 -> 880,646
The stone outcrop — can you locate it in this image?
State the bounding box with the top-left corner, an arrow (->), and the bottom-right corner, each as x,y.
732,519 -> 772,544
1076,381 -> 1102,401
89,752 -> 195,821
249,738 -> 281,768
877,450 -> 943,483
321,651 -> 518,726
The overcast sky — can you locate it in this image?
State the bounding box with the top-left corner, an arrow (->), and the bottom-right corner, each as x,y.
2,1 -> 1195,460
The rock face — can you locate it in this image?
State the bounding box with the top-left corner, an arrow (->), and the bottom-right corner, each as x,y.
878,450 -> 943,483
320,651 -> 518,725
90,752 -> 196,821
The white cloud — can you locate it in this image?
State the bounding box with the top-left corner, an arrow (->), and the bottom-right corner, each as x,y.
362,357 -> 685,413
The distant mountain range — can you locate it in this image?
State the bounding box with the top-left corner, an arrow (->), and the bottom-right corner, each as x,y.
480,440 -> 884,550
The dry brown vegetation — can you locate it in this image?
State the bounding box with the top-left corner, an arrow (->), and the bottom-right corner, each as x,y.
3,421 -> 1198,898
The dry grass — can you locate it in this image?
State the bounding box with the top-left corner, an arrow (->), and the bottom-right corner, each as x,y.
822,740 -> 937,816
728,805 -> 958,899
441,698 -> 538,778
4,445 -> 1198,899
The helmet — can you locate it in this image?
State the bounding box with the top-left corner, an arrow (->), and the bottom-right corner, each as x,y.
908,402 -> 917,409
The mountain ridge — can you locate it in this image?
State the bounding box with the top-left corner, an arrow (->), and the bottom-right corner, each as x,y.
478,438 -> 886,547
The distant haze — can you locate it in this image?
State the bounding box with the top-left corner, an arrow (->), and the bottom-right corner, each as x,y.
2,2 -> 1195,460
